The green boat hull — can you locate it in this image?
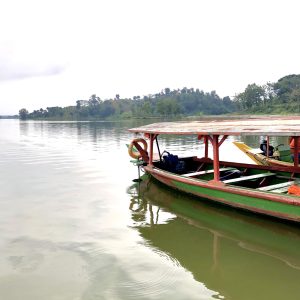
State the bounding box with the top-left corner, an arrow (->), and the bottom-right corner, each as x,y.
146,167 -> 300,223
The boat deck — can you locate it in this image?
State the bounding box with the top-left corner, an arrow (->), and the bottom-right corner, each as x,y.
154,156 -> 297,195
258,181 -> 295,193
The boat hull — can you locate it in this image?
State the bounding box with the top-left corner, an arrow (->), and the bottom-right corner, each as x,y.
145,166 -> 300,223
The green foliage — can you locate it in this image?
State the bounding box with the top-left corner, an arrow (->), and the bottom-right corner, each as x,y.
237,74 -> 300,114
120,111 -> 133,119
19,108 -> 29,120
156,97 -> 181,116
24,89 -> 237,120
273,74 -> 300,101
19,73 -> 300,120
234,84 -> 266,110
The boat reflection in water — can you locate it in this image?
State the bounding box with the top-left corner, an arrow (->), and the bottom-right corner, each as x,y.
128,175 -> 300,300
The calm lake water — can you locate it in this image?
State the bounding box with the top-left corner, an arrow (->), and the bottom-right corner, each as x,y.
0,119 -> 300,300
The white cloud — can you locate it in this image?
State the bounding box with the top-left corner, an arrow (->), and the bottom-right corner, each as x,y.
0,42 -> 67,80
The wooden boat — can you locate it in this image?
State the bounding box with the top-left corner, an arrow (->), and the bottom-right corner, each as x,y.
128,117 -> 300,223
233,141 -> 294,167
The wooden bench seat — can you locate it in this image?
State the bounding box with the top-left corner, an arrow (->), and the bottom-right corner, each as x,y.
257,181 -> 294,192
183,167 -> 236,178
272,186 -> 292,194
223,173 -> 275,184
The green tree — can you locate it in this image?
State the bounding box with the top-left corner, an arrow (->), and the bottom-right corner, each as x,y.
273,74 -> 300,103
235,84 -> 265,109
88,94 -> 101,106
22,85 -> 238,120
19,108 -> 29,120
164,88 -> 171,95
156,98 -> 181,116
142,101 -> 152,116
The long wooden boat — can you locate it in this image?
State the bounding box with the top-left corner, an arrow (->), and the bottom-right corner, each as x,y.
233,141 -> 294,167
128,117 -> 300,223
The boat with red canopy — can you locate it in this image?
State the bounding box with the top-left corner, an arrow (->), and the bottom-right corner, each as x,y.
128,117 -> 300,223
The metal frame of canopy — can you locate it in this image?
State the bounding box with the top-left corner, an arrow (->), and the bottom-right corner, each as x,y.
129,117 -> 300,182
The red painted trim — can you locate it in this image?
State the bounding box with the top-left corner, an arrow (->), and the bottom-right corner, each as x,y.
185,156 -> 300,174
219,160 -> 300,173
128,129 -> 243,136
218,135 -> 228,147
207,135 -> 213,144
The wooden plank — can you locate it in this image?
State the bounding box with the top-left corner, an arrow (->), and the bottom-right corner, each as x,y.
272,186 -> 291,194
183,167 -> 235,178
223,173 -> 275,184
258,181 -> 294,191
248,148 -> 264,155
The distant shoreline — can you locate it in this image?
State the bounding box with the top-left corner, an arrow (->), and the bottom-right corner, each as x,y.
0,115 -> 18,119
2,114 -> 298,122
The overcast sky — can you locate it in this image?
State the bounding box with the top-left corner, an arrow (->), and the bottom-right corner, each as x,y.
0,0 -> 300,115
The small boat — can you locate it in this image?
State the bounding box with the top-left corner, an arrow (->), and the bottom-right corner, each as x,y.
233,141 -> 293,167
128,117 -> 300,223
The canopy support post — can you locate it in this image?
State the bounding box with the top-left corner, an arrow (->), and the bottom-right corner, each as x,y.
197,135 -> 209,159
149,134 -> 155,166
204,136 -> 209,158
155,135 -> 162,162
212,135 -> 220,181
294,136 -> 299,167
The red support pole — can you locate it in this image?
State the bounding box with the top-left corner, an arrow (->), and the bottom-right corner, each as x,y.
204,136 -> 208,158
212,135 -> 220,181
149,134 -> 154,166
294,136 -> 299,167
218,135 -> 228,147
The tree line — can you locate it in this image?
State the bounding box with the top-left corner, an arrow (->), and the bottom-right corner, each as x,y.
19,74 -> 300,120
19,87 -> 236,120
234,74 -> 300,113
